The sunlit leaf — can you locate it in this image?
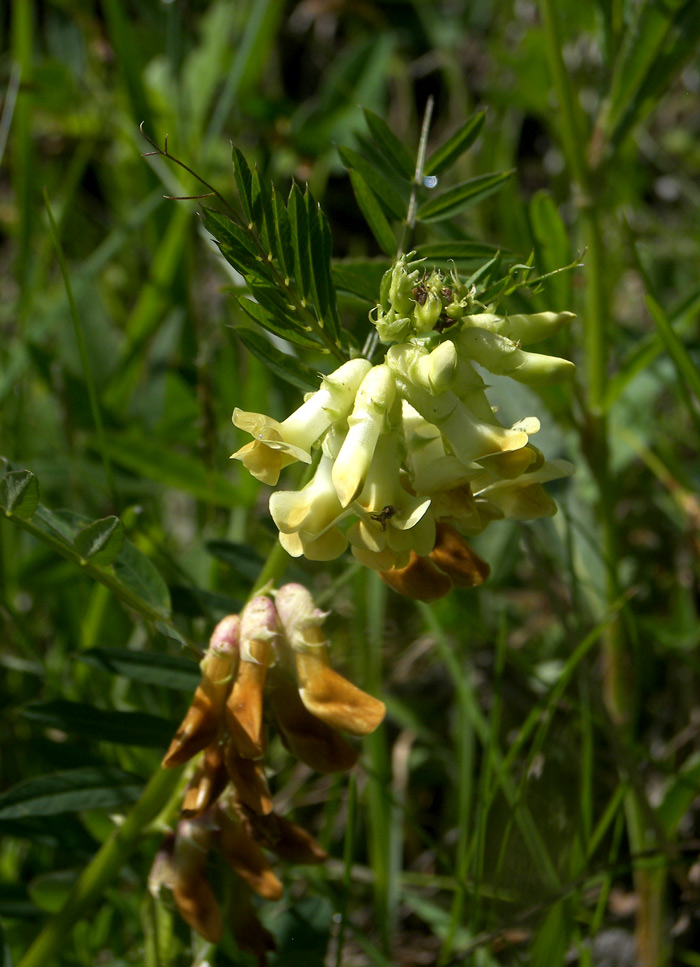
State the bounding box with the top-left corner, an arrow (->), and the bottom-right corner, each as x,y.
0,768 -> 145,819
417,170 -> 514,222
348,169 -> 396,256
362,107 -> 414,181
423,110 -> 486,176
0,470 -> 39,520
73,516 -> 125,566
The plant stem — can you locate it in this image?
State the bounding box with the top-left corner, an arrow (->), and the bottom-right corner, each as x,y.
18,766 -> 182,967
398,95 -> 434,256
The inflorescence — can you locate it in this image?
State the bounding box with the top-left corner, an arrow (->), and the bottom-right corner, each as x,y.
232,255 -> 575,600
151,585 -> 384,954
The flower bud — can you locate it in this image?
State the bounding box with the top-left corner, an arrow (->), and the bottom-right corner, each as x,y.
388,255 -> 420,316
162,615 -> 240,769
462,310 -> 575,345
226,596 -> 277,760
413,291 -> 443,332
455,327 -> 575,385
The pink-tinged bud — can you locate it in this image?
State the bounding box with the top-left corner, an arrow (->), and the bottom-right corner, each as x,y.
181,743 -> 228,818
171,819 -> 223,943
216,805 -> 283,901
268,666 -> 358,774
162,615 -> 240,769
226,595 -> 278,760
224,737 -> 273,815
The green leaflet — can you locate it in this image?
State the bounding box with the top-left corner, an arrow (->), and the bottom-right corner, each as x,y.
362,107 -> 414,181
337,144 -> 406,220
423,110 -> 486,177
348,169 -> 397,256
0,768 -> 145,820
417,170 -> 514,222
0,470 -> 39,519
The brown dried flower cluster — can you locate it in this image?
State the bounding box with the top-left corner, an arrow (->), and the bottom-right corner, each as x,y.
150,584 -> 385,956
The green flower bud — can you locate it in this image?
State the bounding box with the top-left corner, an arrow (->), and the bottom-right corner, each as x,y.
462,311 -> 575,345
455,327 -> 575,385
413,291 -> 443,332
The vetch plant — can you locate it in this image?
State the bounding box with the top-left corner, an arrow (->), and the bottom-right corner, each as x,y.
14,101 -> 582,966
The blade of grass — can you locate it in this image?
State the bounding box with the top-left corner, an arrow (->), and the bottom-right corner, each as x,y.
43,190 -> 117,507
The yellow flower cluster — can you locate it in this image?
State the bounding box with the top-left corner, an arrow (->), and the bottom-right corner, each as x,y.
232,255 -> 575,586
152,585 -> 384,949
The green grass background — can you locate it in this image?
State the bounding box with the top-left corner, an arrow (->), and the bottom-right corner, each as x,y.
1,0 -> 700,964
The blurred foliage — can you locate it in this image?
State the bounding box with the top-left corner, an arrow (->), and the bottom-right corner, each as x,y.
1,0 -> 700,965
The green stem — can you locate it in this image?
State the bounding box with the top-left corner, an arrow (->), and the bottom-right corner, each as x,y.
18,766 -> 182,967
398,95 -> 434,256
